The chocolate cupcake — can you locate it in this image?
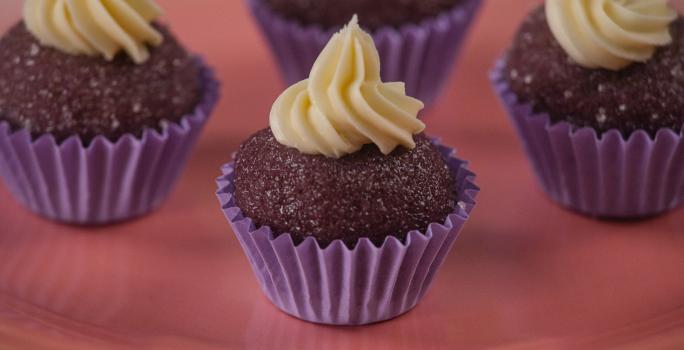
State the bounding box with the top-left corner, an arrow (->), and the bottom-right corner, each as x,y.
217,17 -> 478,325
246,0 -> 482,106
234,129 -> 457,248
0,0 -> 219,224
491,1 -> 684,218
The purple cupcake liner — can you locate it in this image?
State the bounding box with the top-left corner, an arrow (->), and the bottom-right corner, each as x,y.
0,58 -> 220,225
216,141 -> 478,325
491,58 -> 684,218
246,0 -> 482,107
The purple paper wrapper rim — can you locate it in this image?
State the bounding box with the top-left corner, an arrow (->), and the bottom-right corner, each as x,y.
0,57 -> 220,224
490,57 -> 684,218
216,140 -> 479,325
246,0 -> 482,106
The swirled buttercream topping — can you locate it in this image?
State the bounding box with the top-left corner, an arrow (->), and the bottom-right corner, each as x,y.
545,0 -> 678,70
24,0 -> 164,64
270,16 -> 425,158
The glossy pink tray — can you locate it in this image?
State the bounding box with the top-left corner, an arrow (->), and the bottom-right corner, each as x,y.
1,1 -> 684,349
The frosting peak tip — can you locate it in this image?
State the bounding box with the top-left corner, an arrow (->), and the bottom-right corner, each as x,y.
348,14 -> 359,28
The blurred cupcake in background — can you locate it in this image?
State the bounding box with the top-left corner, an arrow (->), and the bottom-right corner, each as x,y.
0,0 -> 219,225
492,1 -> 684,218
246,0 -> 482,106
217,17 -> 478,325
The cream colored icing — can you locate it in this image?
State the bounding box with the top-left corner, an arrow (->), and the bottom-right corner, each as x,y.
270,16 -> 425,158
546,0 -> 678,70
24,0 -> 164,64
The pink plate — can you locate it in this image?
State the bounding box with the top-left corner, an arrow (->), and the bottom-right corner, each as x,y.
1,1 -> 684,349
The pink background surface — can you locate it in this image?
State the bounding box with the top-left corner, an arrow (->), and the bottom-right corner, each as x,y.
1,1 -> 684,349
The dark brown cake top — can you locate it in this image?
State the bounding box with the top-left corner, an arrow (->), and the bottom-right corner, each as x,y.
234,129 -> 457,248
0,22 -> 201,144
265,0 -> 465,30
504,7 -> 684,137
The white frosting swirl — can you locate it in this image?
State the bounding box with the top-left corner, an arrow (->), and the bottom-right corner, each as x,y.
24,0 -> 164,64
546,0 -> 678,70
270,16 -> 425,158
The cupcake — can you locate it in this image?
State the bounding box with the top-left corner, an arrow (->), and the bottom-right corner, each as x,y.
217,17 -> 478,325
246,0 -> 482,106
491,1 -> 684,218
0,0 -> 219,224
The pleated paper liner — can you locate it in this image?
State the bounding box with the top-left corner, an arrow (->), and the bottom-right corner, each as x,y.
216,141 -> 478,325
491,58 -> 684,218
0,58 -> 220,225
246,0 -> 482,107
